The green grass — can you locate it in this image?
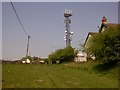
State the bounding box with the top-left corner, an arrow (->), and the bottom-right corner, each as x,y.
0,64 -> 2,89
2,61 -> 118,88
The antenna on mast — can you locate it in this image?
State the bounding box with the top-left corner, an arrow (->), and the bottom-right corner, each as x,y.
64,9 -> 73,47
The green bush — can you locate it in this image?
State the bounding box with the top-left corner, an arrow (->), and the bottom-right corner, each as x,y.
48,46 -> 76,63
86,25 -> 120,64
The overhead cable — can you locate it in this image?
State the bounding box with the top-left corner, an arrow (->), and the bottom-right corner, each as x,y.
10,0 -> 29,36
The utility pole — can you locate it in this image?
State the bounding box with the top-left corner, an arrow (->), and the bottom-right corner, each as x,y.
26,35 -> 30,59
64,9 -> 73,47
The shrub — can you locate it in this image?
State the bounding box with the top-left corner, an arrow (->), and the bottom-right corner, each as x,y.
86,25 -> 120,64
48,46 -> 76,63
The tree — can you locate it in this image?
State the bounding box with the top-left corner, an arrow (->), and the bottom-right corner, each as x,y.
48,46 -> 76,63
86,25 -> 120,64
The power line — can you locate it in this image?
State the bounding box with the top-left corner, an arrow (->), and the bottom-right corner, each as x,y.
10,0 -> 31,60
10,0 -> 29,36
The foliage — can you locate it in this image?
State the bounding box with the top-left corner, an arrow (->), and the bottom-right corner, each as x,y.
86,25 -> 120,64
21,56 -> 42,62
48,46 -> 76,63
32,56 -> 43,62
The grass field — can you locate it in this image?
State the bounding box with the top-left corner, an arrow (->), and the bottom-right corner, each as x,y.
0,64 -> 2,89
2,61 -> 119,88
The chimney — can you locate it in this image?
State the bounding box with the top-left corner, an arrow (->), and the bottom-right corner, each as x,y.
102,17 -> 107,24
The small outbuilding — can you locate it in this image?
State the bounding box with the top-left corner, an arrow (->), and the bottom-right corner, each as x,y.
74,51 -> 87,62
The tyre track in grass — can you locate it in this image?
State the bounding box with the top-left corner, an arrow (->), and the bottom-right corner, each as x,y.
44,65 -> 57,88
45,65 -> 76,88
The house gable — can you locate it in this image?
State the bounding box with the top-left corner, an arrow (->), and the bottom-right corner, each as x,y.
84,32 -> 97,48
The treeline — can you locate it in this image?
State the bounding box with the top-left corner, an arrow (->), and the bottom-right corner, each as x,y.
2,57 -> 48,64
2,60 -> 22,64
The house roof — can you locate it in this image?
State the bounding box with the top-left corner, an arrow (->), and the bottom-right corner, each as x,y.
84,23 -> 120,47
84,32 -> 97,47
99,23 -> 119,32
104,23 -> 120,28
